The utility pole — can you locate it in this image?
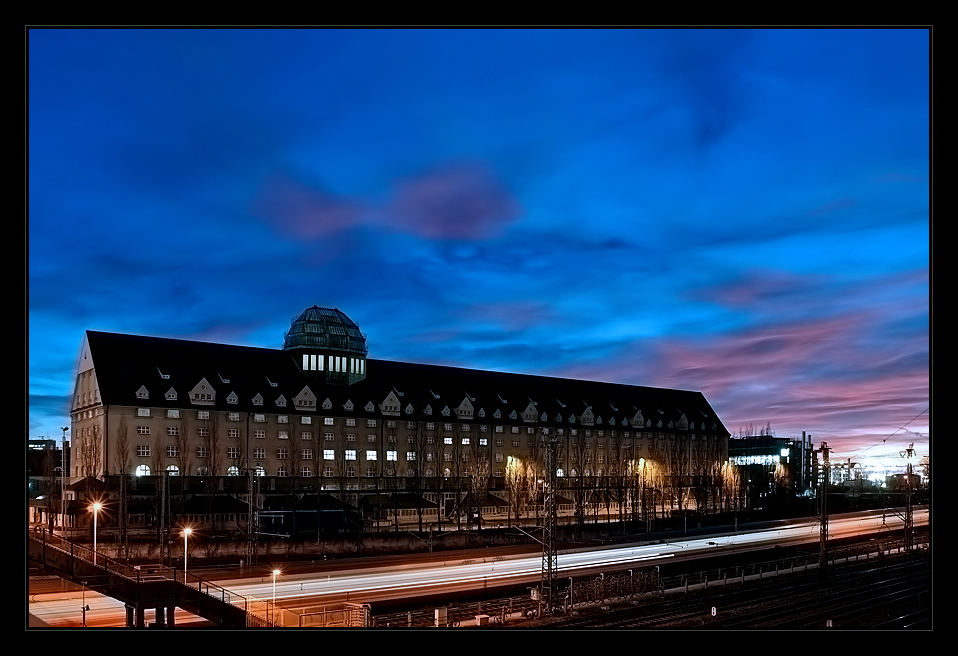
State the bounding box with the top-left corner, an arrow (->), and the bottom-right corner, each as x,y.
540,434 -> 559,615
900,443 -> 915,551
247,469 -> 259,565
818,442 -> 829,568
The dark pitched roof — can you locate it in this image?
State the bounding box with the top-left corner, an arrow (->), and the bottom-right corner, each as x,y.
84,330 -> 728,436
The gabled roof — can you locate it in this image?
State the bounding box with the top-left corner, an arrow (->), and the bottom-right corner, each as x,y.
82,330 -> 728,436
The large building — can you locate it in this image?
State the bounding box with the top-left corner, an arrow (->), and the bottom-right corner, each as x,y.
70,306 -> 730,510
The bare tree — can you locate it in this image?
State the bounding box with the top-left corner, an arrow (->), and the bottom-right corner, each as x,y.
467,429 -> 491,529
81,423 -> 102,480
504,455 -> 525,526
114,421 -> 132,559
568,429 -> 587,538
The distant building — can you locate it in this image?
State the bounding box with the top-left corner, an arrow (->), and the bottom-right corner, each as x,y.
69,306 -> 730,520
728,432 -> 815,498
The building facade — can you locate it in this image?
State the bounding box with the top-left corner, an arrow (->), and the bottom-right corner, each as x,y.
70,307 -> 730,509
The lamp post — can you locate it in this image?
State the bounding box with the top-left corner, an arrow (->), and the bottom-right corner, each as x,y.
272,569 -> 281,626
60,426 -> 69,534
90,502 -> 102,565
183,527 -> 193,577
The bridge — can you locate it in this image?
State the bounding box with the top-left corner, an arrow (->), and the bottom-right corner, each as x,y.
28,530 -> 269,627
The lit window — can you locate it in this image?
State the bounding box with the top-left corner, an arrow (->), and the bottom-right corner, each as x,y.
345,450 -> 356,461
387,451 -> 397,461
366,450 -> 377,460
324,449 -> 334,460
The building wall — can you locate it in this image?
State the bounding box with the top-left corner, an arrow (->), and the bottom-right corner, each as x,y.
78,404 -> 729,487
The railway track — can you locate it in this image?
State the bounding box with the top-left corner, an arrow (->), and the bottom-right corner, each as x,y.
530,549 -> 930,629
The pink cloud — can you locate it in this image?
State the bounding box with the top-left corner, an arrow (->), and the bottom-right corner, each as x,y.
252,162 -> 522,241
252,172 -> 364,238
551,312 -> 928,458
387,162 -> 522,240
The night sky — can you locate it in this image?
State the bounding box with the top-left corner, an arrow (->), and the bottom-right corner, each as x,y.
28,28 -> 930,465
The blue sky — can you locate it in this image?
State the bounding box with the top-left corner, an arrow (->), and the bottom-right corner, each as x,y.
28,28 -> 930,462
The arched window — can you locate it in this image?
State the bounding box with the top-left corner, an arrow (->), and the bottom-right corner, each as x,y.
227,466 -> 240,476
166,464 -> 179,476
135,464 -> 151,477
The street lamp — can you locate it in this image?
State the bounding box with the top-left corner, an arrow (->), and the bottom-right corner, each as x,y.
60,426 -> 68,534
182,527 -> 193,576
272,569 -> 281,626
89,502 -> 102,565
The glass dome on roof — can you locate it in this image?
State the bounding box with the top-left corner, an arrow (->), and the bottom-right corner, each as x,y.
282,306 -> 368,355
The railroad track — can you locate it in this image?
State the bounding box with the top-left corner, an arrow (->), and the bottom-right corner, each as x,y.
532,550 -> 930,629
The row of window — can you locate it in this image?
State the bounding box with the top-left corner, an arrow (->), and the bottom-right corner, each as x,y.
131,464 -> 513,478
131,409 -> 677,439
136,408 -> 381,426
135,446 -> 486,462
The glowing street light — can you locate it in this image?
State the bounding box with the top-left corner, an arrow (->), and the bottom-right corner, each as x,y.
89,501 -> 102,565
182,527 -> 193,576
272,569 -> 281,626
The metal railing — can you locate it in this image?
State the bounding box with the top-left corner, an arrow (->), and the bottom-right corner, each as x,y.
29,528 -> 251,626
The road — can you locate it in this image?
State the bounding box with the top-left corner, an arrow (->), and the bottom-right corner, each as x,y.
29,507 -> 927,627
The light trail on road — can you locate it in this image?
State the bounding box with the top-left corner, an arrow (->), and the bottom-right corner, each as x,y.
29,507 -> 927,627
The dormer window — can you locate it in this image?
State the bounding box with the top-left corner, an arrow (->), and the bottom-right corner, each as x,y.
136,385 -> 149,400
190,380 -> 215,405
